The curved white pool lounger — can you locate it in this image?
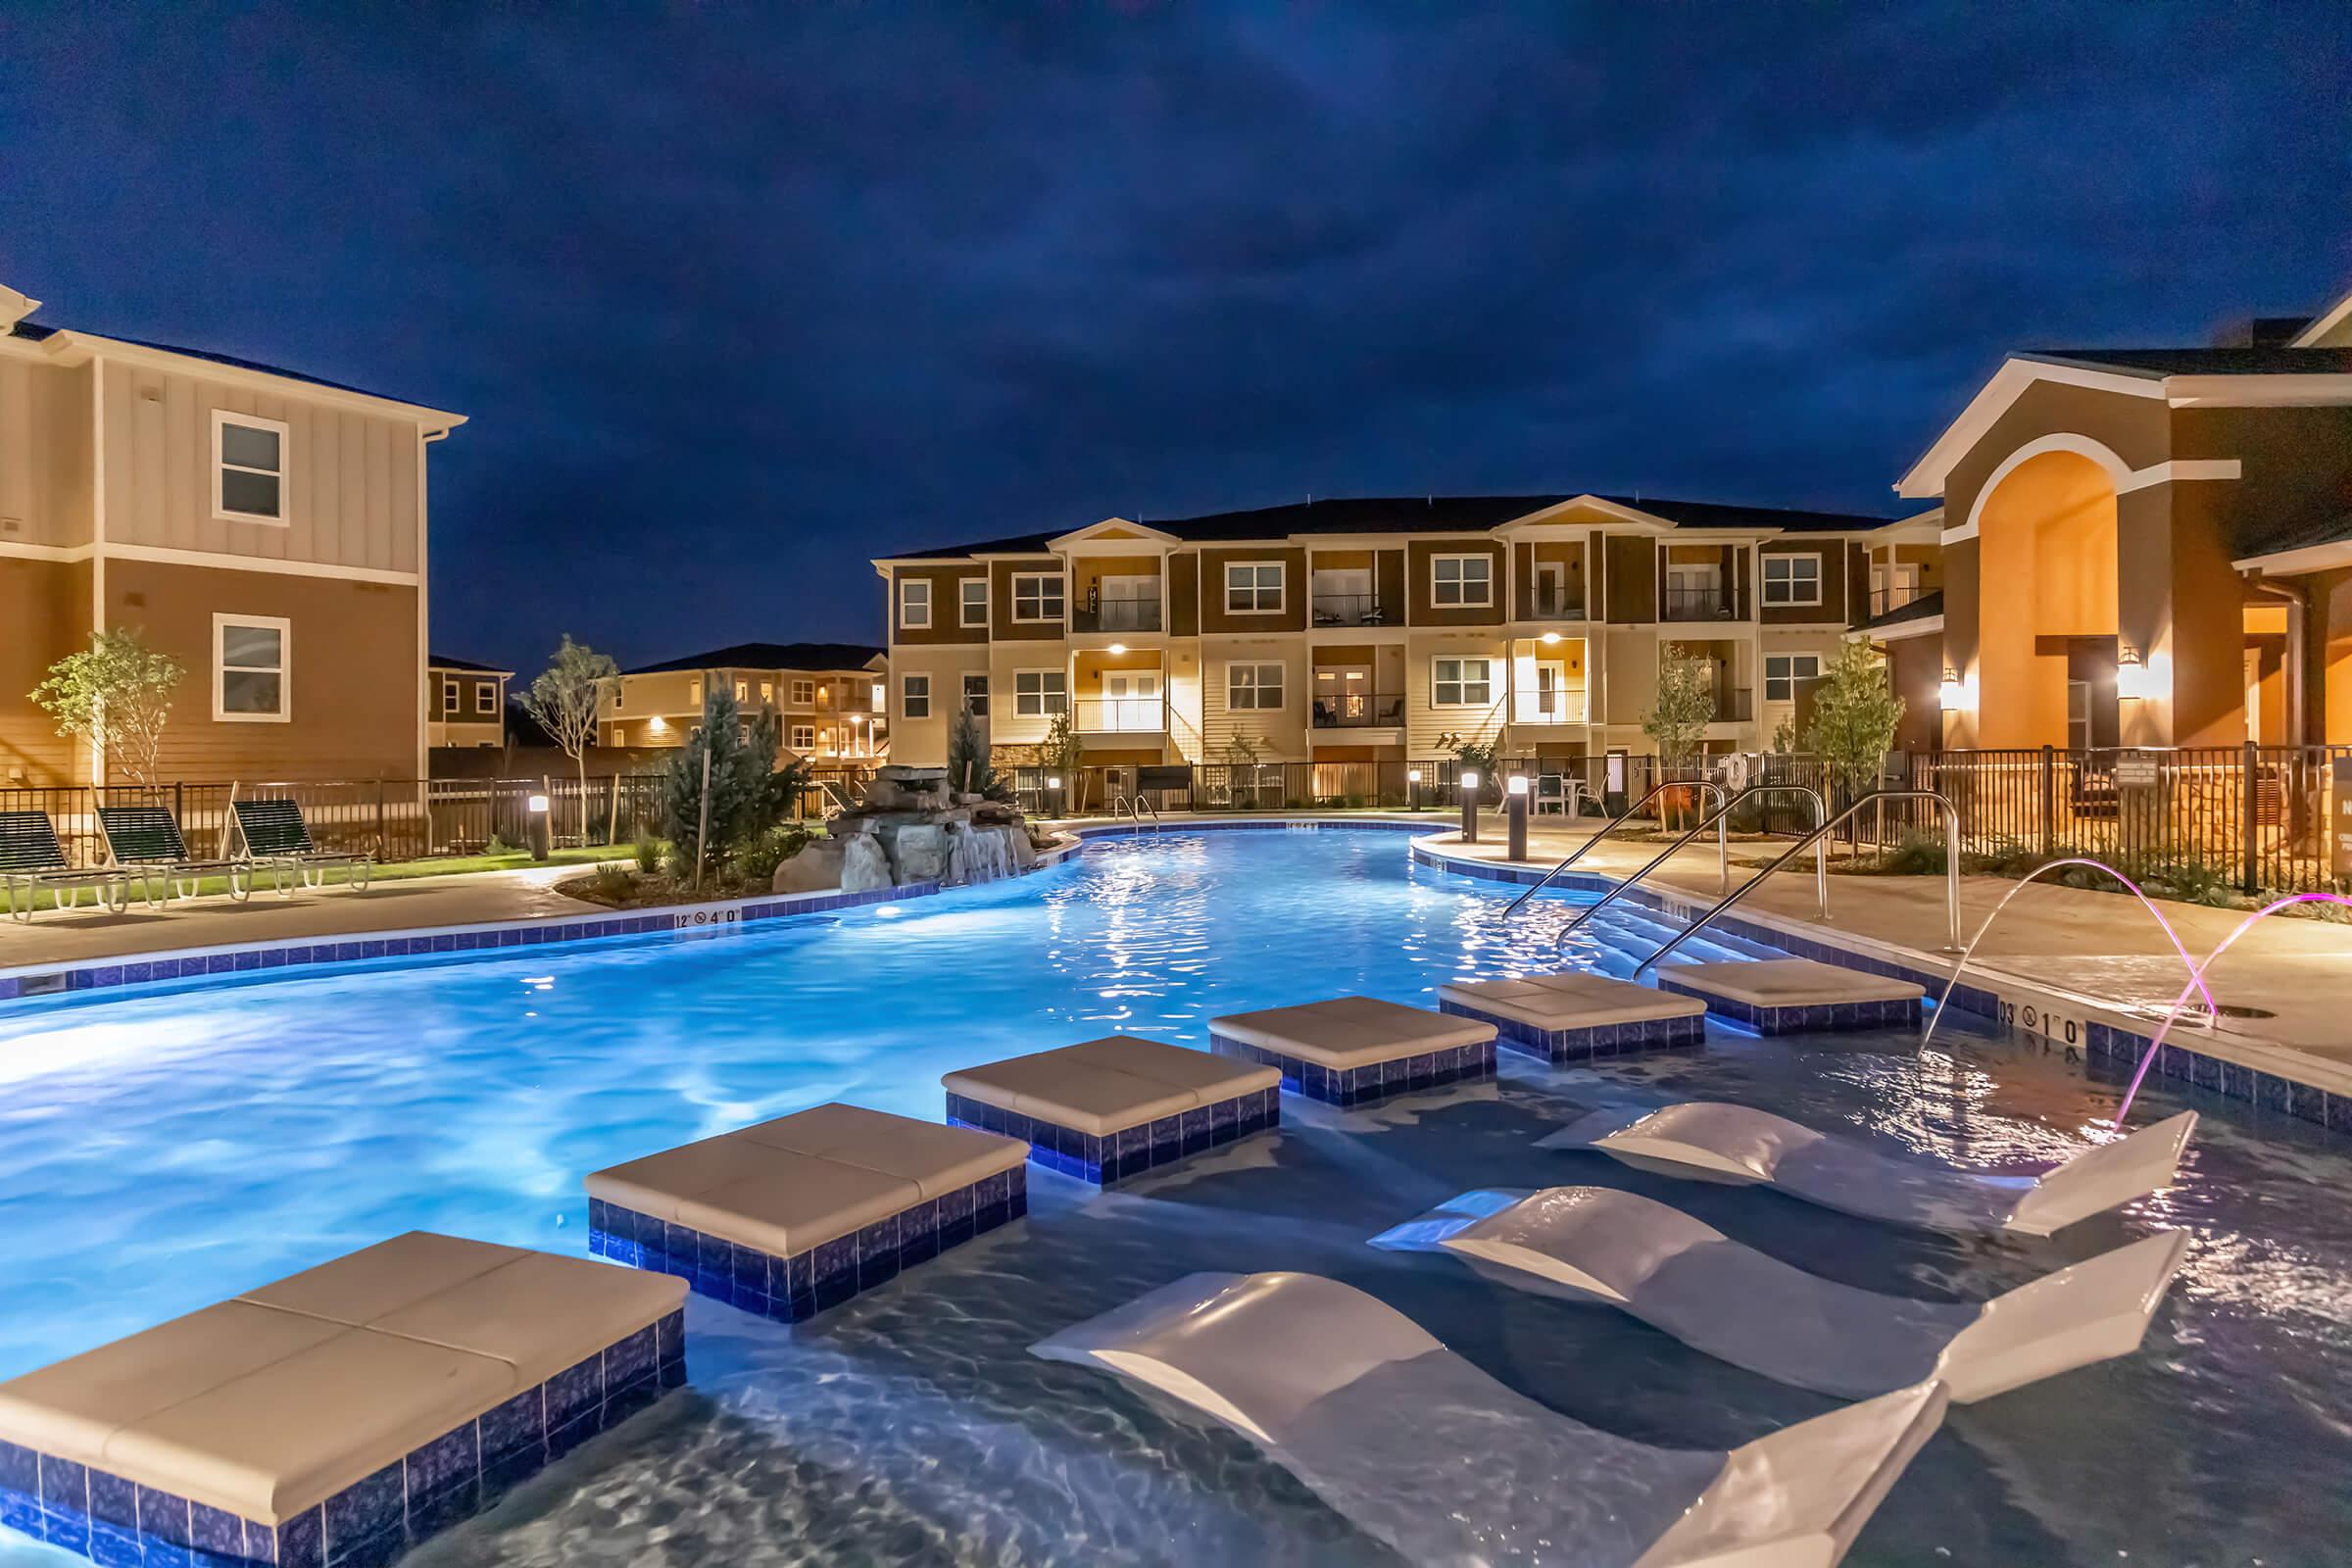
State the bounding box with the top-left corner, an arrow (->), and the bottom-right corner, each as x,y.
1538,1102 -> 2198,1238
1372,1188 -> 2189,1403
1033,1271 -> 1946,1568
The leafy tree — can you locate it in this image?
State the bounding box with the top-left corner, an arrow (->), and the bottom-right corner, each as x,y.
1452,736 -> 1498,804
1802,638 -> 1905,820
947,703 -> 1011,802
662,687 -> 803,880
31,629 -> 184,786
518,635 -> 618,841
1642,648 -> 1716,825
1041,708 -> 1088,811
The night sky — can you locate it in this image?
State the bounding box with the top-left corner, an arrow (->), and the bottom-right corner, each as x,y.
5,5 -> 2348,674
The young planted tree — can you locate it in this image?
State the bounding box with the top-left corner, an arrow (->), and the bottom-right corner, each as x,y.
1801,638 -> 1906,851
518,635 -> 618,842
662,687 -> 802,880
946,703 -> 1011,802
30,630 -> 185,787
1642,648 -> 1716,827
1041,708 -> 1088,812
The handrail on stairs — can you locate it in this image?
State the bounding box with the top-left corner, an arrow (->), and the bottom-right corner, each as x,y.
1552,783 -> 1829,949
1632,789 -> 1963,975
1501,779 -> 1728,915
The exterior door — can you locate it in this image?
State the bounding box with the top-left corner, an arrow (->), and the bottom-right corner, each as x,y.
1104,672 -> 1161,730
1534,562 -> 1566,617
1315,664 -> 1373,724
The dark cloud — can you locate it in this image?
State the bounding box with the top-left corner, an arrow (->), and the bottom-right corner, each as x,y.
3,3 -> 2347,670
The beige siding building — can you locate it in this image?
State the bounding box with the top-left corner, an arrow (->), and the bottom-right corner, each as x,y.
0,282 -> 465,786
606,642 -> 887,766
426,655 -> 512,749
875,495 -> 1927,782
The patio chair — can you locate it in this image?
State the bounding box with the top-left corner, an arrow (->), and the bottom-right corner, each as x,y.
95,804 -> 256,905
0,809 -> 139,922
228,797 -> 374,894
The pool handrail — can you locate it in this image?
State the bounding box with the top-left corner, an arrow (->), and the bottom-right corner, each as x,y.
1500,779 -> 1728,915
1552,783 -> 1829,948
1632,788 -> 1963,974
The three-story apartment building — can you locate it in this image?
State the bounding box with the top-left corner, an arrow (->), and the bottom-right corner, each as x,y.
605,642 -> 887,765
876,494 -> 1927,781
425,655 -> 512,749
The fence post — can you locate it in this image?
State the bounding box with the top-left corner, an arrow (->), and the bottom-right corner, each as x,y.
376,780 -> 387,857
2038,745 -> 2055,857
2241,739 -> 2260,894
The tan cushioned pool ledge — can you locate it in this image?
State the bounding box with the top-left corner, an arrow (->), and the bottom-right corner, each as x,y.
1663,958 -> 1924,1007
1438,972 -> 1706,1029
1207,996 -> 1495,1068
942,1036 -> 1279,1137
0,1232 -> 683,1525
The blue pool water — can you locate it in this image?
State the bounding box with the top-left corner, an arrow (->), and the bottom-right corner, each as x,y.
3,826 -> 2349,1566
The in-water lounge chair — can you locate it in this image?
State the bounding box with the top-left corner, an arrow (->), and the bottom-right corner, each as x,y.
1034,1270 -> 1945,1568
0,810 -> 136,922
1541,1102 -> 2198,1238
95,805 -> 255,904
1373,1187 -> 2189,1402
228,798 -> 374,894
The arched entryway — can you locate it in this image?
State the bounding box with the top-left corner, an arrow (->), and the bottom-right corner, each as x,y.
1973,446 -> 2121,748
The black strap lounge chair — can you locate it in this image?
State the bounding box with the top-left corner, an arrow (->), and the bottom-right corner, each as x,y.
228,798 -> 374,895
0,809 -> 137,922
95,804 -> 255,905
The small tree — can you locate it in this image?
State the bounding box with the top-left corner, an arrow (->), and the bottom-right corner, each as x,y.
1642,648 -> 1715,826
662,687 -> 804,879
947,703 -> 1011,802
518,635 -> 619,842
1041,709 -> 1087,812
1802,639 -> 1905,849
31,630 -> 185,787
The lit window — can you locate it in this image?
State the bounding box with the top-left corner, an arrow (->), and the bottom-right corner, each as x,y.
1431,555 -> 1493,608
902,578 -> 932,629
1225,562 -> 1284,613
961,577 -> 989,626
735,680 -> 749,702
760,681 -> 773,704
214,412 -> 287,523
790,679 -> 815,705
1012,573 -> 1064,622
475,682 -> 497,715
1227,662 -> 1284,710
903,673 -> 931,719
1765,654 -> 1821,702
1432,657 -> 1493,707
963,673 -> 990,716
1763,554 -> 1823,607
790,723 -> 816,750
1014,670 -> 1067,715
870,681 -> 885,710
215,613 -> 290,721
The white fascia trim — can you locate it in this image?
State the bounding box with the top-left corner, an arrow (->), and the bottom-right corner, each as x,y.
2231,539 -> 2352,575
0,539 -> 93,563
2166,374 -> 2352,408
1047,515 -> 1181,550
1943,438 -> 2242,542
2290,287 -> 2352,348
40,331 -> 467,428
101,541 -> 420,585
1896,359 -> 2164,499
1848,613 -> 1944,643
1495,495 -> 1676,533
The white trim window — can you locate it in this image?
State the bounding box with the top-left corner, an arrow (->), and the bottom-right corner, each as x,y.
1225,561 -> 1285,613
1763,553 -> 1823,608
1431,554 -> 1493,608
440,676 -> 460,714
735,679 -> 750,702
790,722 -> 816,751
687,677 -> 703,705
475,681 -> 498,715
1226,662 -> 1284,710
902,673 -> 932,719
760,680 -> 774,705
1012,572 -> 1065,623
214,613 -> 290,722
1765,653 -> 1821,703
963,672 -> 990,716
902,578 -> 932,629
1432,656 -> 1493,708
213,411 -> 289,524
1014,669 -> 1067,716
960,577 -> 989,627
790,678 -> 815,705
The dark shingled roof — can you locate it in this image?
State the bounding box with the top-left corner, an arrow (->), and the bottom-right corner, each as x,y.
2020,346 -> 2352,378
427,654 -> 513,674
878,493 -> 1903,562
2234,510 -> 2352,564
1855,590 -> 1943,633
626,641 -> 884,675
8,317 -> 449,408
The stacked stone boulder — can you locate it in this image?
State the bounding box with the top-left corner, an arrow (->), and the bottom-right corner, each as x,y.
778,765 -> 1045,895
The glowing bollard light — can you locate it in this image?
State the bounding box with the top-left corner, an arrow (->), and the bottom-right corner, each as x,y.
1506,773 -> 1530,862
1458,770 -> 1480,844
526,792 -> 553,862
1408,767 -> 1423,812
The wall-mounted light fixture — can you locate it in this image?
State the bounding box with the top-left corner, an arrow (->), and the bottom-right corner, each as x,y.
1938,667 -> 1965,709
2117,644 -> 2154,702
1107,643 -> 1126,655
1539,631 -> 1561,645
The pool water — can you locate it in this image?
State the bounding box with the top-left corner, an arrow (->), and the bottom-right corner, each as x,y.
1,826 -> 2346,1566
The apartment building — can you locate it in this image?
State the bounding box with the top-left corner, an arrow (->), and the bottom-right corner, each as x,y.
1892,282 -> 2352,749
606,642 -> 887,764
875,494 -> 1925,779
0,282 -> 466,786
426,655 -> 512,749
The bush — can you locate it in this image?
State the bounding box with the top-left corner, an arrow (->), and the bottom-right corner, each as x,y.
732,823 -> 814,884
588,862 -> 635,902
633,822 -> 662,875
484,832 -> 516,857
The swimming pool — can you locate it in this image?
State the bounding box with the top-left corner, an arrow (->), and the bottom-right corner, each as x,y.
1,826 -> 2344,1565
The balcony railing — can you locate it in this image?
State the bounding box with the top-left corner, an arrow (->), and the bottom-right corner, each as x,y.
1511,690 -> 1589,725
1523,586 -> 1585,620
1868,587 -> 1923,618
1708,686 -> 1754,723
1310,593 -> 1392,627
1072,595 -> 1161,633
1311,692 -> 1405,728
1663,586 -> 1736,621
1072,696 -> 1168,733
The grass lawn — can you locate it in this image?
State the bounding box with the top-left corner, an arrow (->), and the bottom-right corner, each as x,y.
143,843 -> 640,901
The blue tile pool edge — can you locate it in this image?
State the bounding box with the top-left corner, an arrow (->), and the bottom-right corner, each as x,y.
1207,1031 -> 1498,1106
0,1309 -> 684,1568
946,1087 -> 1280,1185
1436,997 -> 1707,1061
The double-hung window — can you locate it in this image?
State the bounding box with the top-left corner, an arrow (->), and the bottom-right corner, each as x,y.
1763,554 -> 1822,608
960,578 -> 989,626
475,682 -> 498,715
1227,662 -> 1284,710
1014,670 -> 1066,716
963,673 -> 990,716
1764,654 -> 1821,702
902,579 -> 932,629
1012,573 -> 1064,622
1432,657 -> 1493,708
441,677 -> 460,714
1431,554 -> 1493,608
1225,562 -> 1284,613
902,674 -> 932,719
215,613 -> 290,721
214,412 -> 288,524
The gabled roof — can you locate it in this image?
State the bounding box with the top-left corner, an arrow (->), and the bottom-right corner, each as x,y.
2020,346 -> 2352,378
625,641 -> 885,676
427,654 -> 513,675
2292,283 -> 2352,348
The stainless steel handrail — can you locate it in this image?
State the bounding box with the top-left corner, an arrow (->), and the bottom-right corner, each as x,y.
1553,782 -> 1829,947
1501,779 -> 1728,914
1633,789 -> 1963,974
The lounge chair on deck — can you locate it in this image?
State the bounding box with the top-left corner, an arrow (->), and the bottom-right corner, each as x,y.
0,810 -> 138,922
1034,1270 -> 1946,1568
95,805 -> 254,905
228,798 -> 374,894
1373,1187 -> 2189,1403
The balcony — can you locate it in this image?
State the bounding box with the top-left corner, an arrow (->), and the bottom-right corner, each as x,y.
1663,586 -> 1737,621
1072,593 -> 1161,634
1708,686 -> 1754,723
1072,695 -> 1168,734
1511,689 -> 1589,725
1522,585 -> 1585,620
1311,692 -> 1404,729
1311,593 -> 1392,628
